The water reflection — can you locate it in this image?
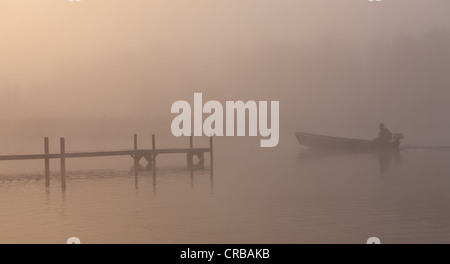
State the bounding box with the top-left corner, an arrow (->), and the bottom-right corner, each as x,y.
153,169 -> 157,194
297,148 -> 403,175
377,149 -> 402,175
131,167 -> 212,194
0,166 -> 212,196
0,148 -> 449,243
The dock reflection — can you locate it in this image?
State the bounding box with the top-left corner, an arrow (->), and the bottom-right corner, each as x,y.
132,166 -> 213,195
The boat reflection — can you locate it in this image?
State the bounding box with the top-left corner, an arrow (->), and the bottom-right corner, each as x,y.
297,147 -> 402,175
377,149 -> 402,175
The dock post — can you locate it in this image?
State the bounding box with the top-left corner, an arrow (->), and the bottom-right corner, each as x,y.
44,137 -> 50,187
209,136 -> 214,176
60,138 -> 66,191
152,134 -> 156,172
187,135 -> 194,169
133,134 -> 139,176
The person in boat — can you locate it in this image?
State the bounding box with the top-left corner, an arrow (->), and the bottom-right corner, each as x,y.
374,123 -> 393,144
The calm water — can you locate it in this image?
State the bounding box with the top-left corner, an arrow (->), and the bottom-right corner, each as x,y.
0,137 -> 449,244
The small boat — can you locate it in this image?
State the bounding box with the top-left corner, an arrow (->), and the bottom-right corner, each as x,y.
295,132 -> 402,150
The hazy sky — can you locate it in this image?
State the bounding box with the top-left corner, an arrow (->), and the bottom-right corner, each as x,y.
1,0 -> 450,143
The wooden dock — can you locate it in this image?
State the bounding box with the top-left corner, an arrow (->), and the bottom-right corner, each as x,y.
0,134 -> 213,191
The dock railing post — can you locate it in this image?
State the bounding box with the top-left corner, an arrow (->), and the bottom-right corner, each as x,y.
133,134 -> 139,176
187,135 -> 194,169
209,136 -> 214,176
152,134 -> 156,172
60,137 -> 66,191
44,137 -> 50,187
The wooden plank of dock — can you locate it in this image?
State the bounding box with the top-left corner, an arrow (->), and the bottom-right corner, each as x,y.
0,148 -> 211,161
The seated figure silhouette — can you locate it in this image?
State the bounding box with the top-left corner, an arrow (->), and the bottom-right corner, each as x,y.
374,123 -> 392,144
